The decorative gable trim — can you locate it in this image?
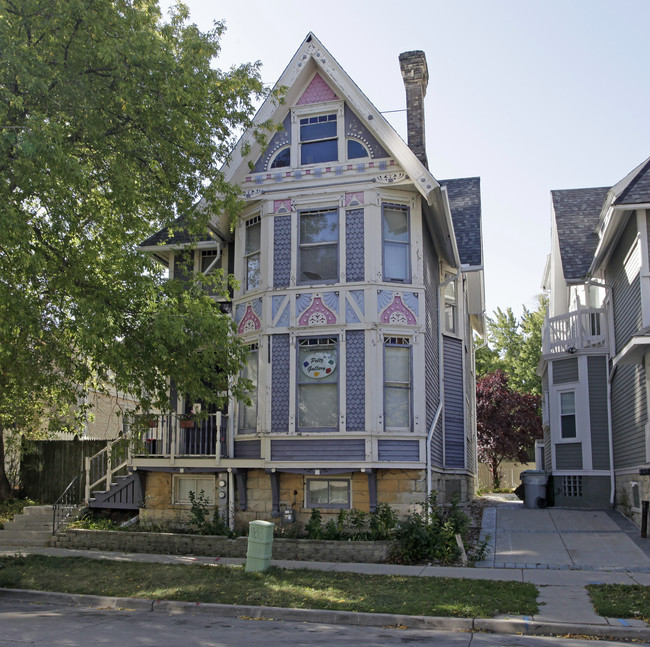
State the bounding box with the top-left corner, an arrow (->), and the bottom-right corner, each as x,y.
297,72 -> 339,105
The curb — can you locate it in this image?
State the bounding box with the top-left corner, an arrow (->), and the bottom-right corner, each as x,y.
2,588 -> 650,641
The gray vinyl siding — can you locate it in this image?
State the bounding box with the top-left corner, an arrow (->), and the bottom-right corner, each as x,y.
422,223 -> 442,466
611,363 -> 647,469
553,358 -> 579,384
377,440 -> 420,462
647,211 -> 650,267
443,335 -> 464,468
588,356 -> 611,470
234,440 -> 261,460
346,330 -> 365,431
606,214 -> 642,354
271,334 -> 290,433
270,439 -> 365,461
555,443 -> 583,470
542,370 -> 552,470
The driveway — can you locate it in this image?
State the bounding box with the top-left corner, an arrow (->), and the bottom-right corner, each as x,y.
477,496 -> 650,570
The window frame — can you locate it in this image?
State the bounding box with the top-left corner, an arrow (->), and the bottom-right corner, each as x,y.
244,215 -> 261,292
297,336 -> 339,432
305,478 -> 351,509
559,390 -> 577,439
172,475 -> 216,505
383,336 -> 413,431
238,343 -> 259,434
298,207 -> 339,285
382,203 -> 411,283
443,273 -> 458,335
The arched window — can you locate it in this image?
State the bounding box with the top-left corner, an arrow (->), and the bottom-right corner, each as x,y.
269,147 -> 290,169
347,139 -> 369,160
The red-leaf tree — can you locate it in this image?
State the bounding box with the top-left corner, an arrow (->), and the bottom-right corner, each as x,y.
477,370 -> 542,488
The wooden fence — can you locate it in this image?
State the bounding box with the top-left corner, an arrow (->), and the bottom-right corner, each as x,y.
477,461 -> 535,490
20,439 -> 106,503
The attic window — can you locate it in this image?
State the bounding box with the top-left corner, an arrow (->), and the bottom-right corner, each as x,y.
347,139 -> 369,160
300,113 -> 337,164
270,147 -> 290,169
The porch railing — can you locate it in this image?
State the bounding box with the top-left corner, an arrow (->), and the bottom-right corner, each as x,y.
84,435 -> 130,503
136,412 -> 227,460
542,307 -> 608,355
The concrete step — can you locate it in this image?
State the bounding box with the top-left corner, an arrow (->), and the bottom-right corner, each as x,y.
0,530 -> 52,547
21,505 -> 53,517
3,518 -> 51,531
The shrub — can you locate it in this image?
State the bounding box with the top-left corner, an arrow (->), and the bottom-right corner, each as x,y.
187,490 -> 232,537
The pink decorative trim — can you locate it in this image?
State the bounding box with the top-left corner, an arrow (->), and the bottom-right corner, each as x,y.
296,73 -> 339,105
380,295 -> 416,326
345,192 -> 364,207
238,305 -> 262,334
274,199 -> 292,213
298,297 -> 337,326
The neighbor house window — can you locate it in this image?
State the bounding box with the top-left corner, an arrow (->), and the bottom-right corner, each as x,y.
560,391 -> 576,439
298,337 -> 338,430
443,275 -> 458,334
382,204 -> 410,282
244,216 -> 261,291
299,208 -> 338,283
384,337 -> 412,430
173,476 -> 215,505
238,343 -> 258,433
300,113 -> 338,164
306,479 -> 350,509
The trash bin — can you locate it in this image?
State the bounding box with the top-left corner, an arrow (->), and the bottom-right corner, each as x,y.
246,520 -> 275,572
520,470 -> 549,509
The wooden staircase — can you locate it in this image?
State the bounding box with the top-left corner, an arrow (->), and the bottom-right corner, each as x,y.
0,505 -> 56,547
87,471 -> 144,510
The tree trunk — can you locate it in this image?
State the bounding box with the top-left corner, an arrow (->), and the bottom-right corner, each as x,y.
0,426 -> 13,499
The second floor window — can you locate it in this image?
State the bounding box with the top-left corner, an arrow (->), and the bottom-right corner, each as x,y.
384,337 -> 412,430
443,275 -> 458,335
244,216 -> 261,291
238,343 -> 258,433
382,204 -> 410,282
298,337 -> 338,430
299,208 -> 338,283
560,391 -> 576,439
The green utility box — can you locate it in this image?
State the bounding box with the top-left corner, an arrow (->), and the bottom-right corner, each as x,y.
245,520 -> 275,572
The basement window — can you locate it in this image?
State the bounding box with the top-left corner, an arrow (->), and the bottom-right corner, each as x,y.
173,475 -> 215,505
306,478 -> 350,509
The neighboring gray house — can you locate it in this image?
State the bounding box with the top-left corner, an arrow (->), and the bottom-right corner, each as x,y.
540,156 -> 650,523
127,34 -> 485,526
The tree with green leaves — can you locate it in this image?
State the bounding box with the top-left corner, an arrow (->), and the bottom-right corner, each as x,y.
0,0 -> 270,498
475,294 -> 547,395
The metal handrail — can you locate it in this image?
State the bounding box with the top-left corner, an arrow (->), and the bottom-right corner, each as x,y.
52,474 -> 81,535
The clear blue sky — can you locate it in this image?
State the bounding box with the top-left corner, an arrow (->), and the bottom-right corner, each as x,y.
162,0 -> 650,320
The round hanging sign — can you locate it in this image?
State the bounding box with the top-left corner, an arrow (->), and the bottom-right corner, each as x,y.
301,352 -> 336,379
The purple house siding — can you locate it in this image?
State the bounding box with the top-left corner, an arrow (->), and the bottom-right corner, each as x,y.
378,440 -> 420,462
234,440 -> 262,460
346,330 -> 365,431
271,439 -> 365,461
345,209 -> 365,282
271,334 -> 290,433
443,335 -> 464,468
273,216 -> 292,288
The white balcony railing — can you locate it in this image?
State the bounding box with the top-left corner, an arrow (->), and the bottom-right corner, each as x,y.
542,307 -> 608,355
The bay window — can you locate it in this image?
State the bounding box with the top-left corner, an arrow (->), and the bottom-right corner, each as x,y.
238,343 -> 258,433
384,337 -> 412,430
298,337 -> 338,430
244,216 -> 261,291
382,204 -> 410,282
299,208 -> 339,283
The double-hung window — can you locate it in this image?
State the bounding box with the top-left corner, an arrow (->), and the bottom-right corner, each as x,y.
382,204 -> 410,282
297,337 -> 338,430
300,113 -> 338,165
238,343 -> 258,433
384,337 -> 412,430
244,216 -> 261,291
443,274 -> 458,335
560,391 -> 576,439
299,208 -> 338,283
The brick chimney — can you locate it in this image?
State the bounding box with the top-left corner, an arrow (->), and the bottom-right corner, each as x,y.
399,50 -> 429,169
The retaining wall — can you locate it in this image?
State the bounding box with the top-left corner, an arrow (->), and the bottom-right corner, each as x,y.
54,529 -> 392,563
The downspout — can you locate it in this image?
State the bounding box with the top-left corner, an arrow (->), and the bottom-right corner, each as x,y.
430,270 -> 461,497
585,278 -> 616,508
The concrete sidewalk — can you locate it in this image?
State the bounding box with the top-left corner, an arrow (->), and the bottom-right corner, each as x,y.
1,499 -> 650,641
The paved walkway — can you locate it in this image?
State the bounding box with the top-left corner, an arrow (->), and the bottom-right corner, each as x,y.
2,497 -> 650,641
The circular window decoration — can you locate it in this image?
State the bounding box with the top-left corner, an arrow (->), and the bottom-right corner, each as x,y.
301,352 -> 336,379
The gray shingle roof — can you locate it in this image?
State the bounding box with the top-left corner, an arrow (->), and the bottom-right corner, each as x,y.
551,187 -> 609,280
615,158 -> 650,205
140,213 -> 213,248
440,177 -> 482,267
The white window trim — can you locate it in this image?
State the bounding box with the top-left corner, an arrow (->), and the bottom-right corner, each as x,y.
291,101 -> 345,168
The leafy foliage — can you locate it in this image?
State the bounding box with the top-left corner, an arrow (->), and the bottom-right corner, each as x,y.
476,295 -> 547,395
304,503 -> 399,541
0,0 -> 271,497
477,370 -> 542,488
186,490 -> 231,536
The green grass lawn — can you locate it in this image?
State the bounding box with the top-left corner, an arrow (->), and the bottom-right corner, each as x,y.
588,584 -> 650,622
0,554 -> 538,618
